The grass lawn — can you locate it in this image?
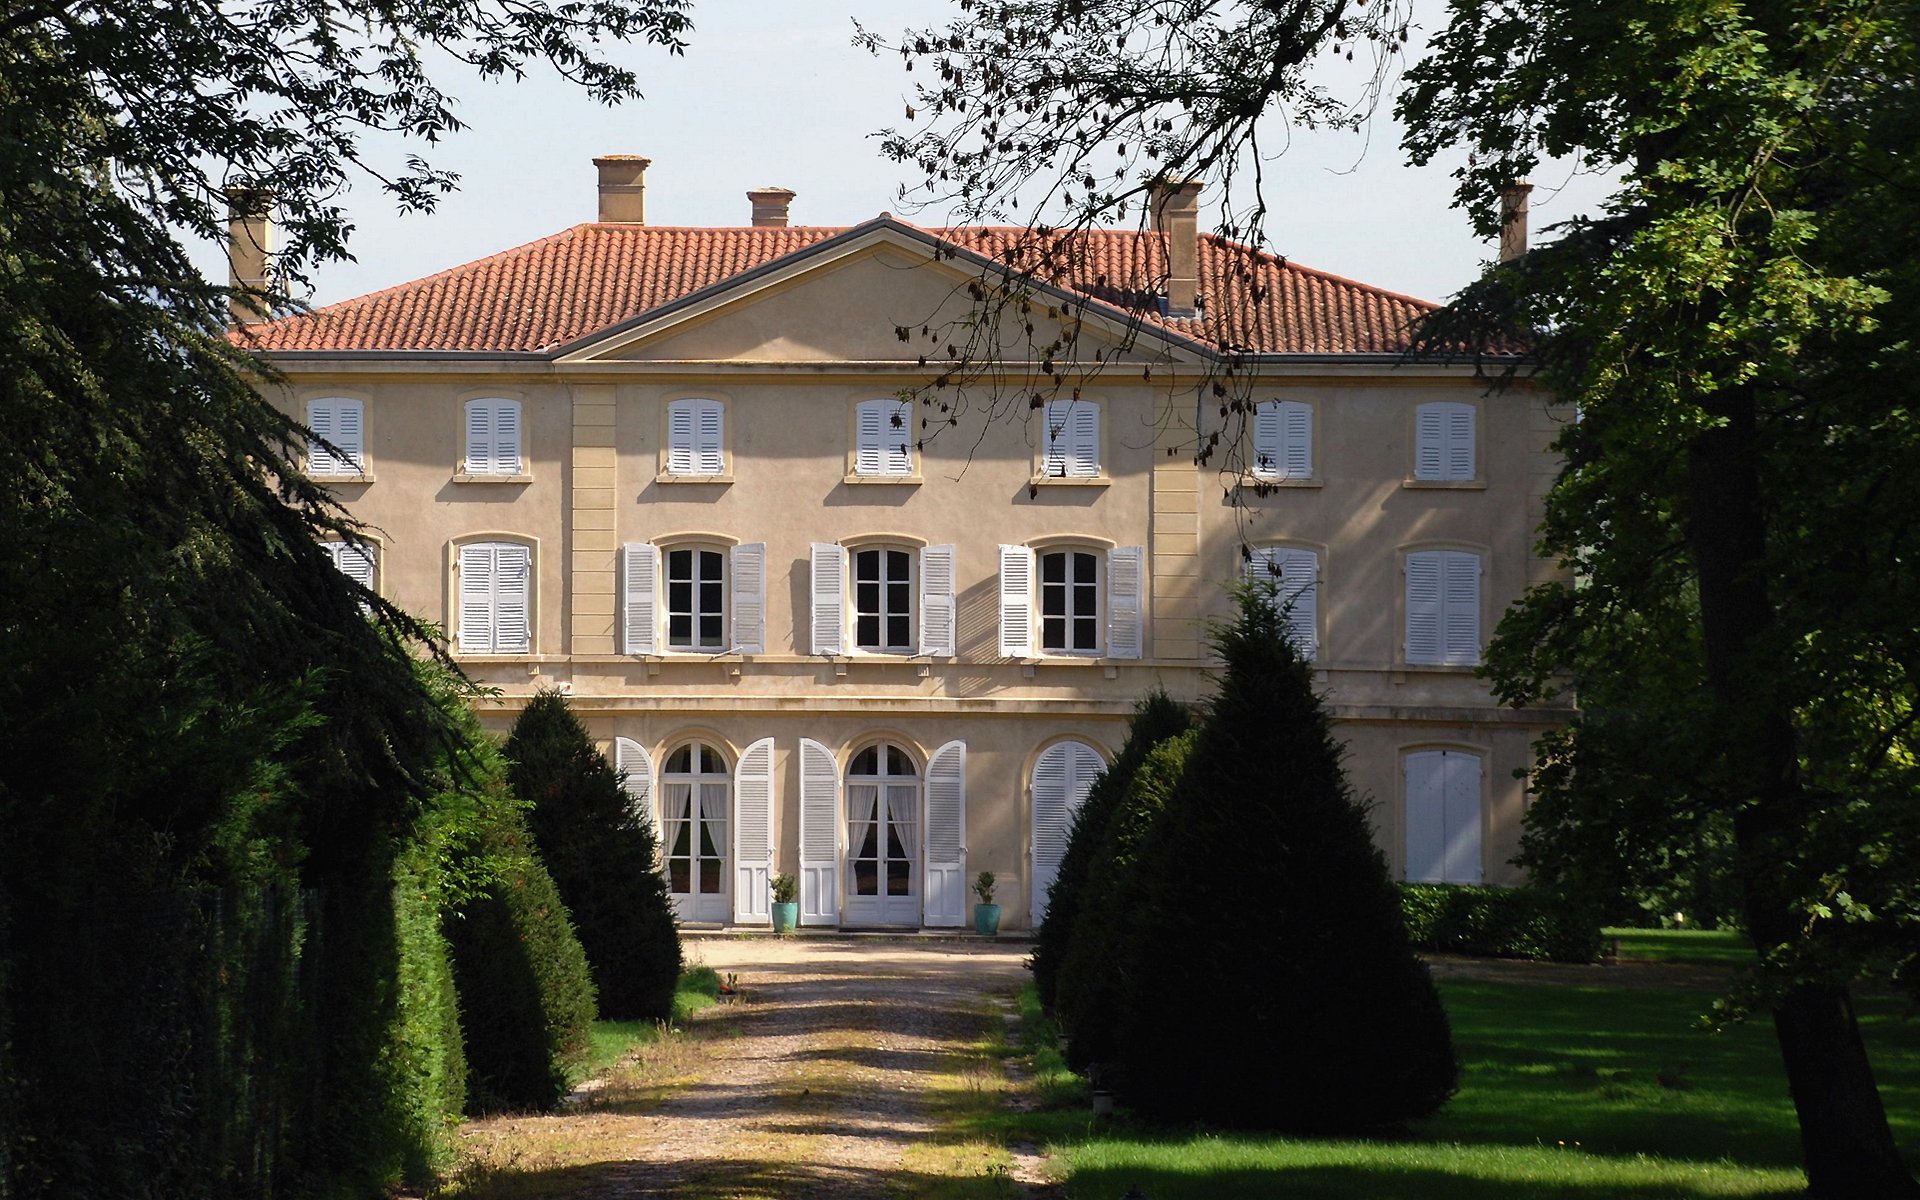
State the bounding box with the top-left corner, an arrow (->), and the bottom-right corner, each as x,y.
1605,928 -> 1755,967
991,977 -> 1920,1199
572,965 -> 722,1081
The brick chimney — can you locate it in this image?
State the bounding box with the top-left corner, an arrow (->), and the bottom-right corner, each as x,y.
1499,180 -> 1534,264
1150,179 -> 1204,319
747,187 -> 796,227
594,155 -> 651,224
225,186 -> 274,327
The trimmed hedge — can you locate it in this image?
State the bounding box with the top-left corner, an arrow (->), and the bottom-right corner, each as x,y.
1399,883 -> 1603,963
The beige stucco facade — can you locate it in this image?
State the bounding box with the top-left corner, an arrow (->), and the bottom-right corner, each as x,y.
265,223 -> 1572,931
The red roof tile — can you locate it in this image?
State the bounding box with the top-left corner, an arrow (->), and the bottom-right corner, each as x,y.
237,221 -> 1439,356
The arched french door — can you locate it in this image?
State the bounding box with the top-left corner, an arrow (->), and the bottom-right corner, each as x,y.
660,742 -> 731,923
844,743 -> 920,926
1031,739 -> 1106,922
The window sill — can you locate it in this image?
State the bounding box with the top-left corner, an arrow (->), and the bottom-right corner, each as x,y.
841,473 -> 923,486
1402,478 -> 1487,490
655,472 -> 734,485
311,470 -> 374,484
1396,661 -> 1482,676
1237,475 -> 1322,491
1028,474 -> 1111,488
453,471 -> 532,484
455,651 -> 535,662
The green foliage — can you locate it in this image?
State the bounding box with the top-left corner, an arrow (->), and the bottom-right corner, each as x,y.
1030,689 -> 1191,1011
505,690 -> 682,1022
1115,587 -> 1456,1131
1399,885 -> 1602,964
772,873 -> 799,906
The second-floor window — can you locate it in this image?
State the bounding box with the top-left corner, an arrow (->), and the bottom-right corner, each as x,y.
999,543 -> 1142,658
1246,545 -> 1319,659
853,547 -> 914,653
1414,401 -> 1476,481
1041,399 -> 1100,478
621,541 -> 765,655
1405,549 -> 1481,665
1040,549 -> 1100,653
667,398 -> 725,476
463,398 -> 523,475
666,547 -> 726,650
809,543 -> 956,657
1252,399 -> 1312,480
456,540 -> 531,655
307,397 -> 365,475
855,398 -> 914,477
322,539 -> 377,593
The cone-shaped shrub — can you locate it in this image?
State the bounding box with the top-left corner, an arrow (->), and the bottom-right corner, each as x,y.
1032,689 -> 1191,1011
505,690 -> 681,1021
1114,584 -> 1457,1130
1055,729 -> 1196,1072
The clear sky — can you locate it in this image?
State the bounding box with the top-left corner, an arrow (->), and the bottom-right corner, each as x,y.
188,0 -> 1616,310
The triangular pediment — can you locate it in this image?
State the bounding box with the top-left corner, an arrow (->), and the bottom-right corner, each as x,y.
557,223 -> 1208,368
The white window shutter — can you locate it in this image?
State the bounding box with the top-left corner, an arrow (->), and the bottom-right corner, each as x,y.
1069,402 -> 1099,475
464,400 -> 492,473
798,738 -> 840,925
491,400 -> 521,474
1248,546 -> 1318,660
1444,751 -> 1484,884
457,543 -> 494,653
998,544 -> 1034,657
622,542 -> 659,656
1107,546 -> 1144,659
1405,552 -> 1443,664
1446,404 -> 1475,480
733,738 -> 774,923
809,543 -> 846,655
1252,401 -> 1283,477
330,540 -> 376,592
923,740 -> 967,927
614,737 -> 659,852
855,401 -> 885,475
1442,552 -> 1482,665
1282,400 -> 1313,478
492,544 -> 531,653
1044,399 -> 1099,477
884,401 -> 913,475
695,399 -> 724,474
667,401 -> 696,475
1415,404 -> 1446,480
1404,751 -> 1448,882
919,544 -> 956,657
308,399 -> 364,475
1031,741 -> 1104,922
731,542 -> 766,654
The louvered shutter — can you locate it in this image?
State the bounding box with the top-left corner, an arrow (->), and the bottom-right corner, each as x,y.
492,543 -> 531,653
1106,546 -> 1144,659
1445,403 -> 1475,480
919,544 -> 956,656
667,401 -> 696,475
308,399 -> 363,475
733,738 -> 774,923
331,541 -> 376,591
695,399 -> 724,474
614,737 -> 660,851
1404,751 -> 1448,882
1248,546 -> 1318,659
1405,552 -> 1443,664
1282,400 -> 1312,478
854,399 -> 911,476
810,543 -> 846,655
622,542 -> 659,656
1031,740 -> 1104,922
1043,400 -> 1099,477
923,740 -> 967,927
1443,751 -> 1484,884
489,400 -> 522,474
1442,552 -> 1482,665
732,542 -> 766,653
999,544 -> 1034,657
1414,404 -> 1446,479
1252,401 -> 1283,477
798,738 -> 840,925
457,544 -> 495,653
464,400 -> 492,473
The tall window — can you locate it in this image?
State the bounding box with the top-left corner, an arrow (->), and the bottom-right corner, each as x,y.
1404,749 -> 1483,884
853,548 -> 914,653
1251,399 -> 1312,480
666,398 -> 725,475
1041,399 -> 1100,477
1405,549 -> 1481,665
661,743 -> 730,902
464,397 -> 523,475
1247,545 -> 1319,659
1040,549 -> 1099,653
854,398 -> 914,476
665,547 -> 726,650
847,744 -> 918,900
1414,401 -> 1476,481
457,540 -> 531,654
307,397 -> 364,475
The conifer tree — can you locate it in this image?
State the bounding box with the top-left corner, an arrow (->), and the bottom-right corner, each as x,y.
1115,584 -> 1456,1130
505,691 -> 681,1021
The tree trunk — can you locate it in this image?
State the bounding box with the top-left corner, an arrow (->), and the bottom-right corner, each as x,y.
1688,393 -> 1920,1198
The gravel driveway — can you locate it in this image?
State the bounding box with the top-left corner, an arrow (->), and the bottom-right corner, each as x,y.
450,935 -> 1035,1199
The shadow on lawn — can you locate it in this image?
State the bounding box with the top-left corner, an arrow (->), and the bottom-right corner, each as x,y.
1067,1162 -> 1804,1200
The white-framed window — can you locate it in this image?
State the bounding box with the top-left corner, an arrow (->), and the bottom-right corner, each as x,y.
846,743 -> 919,903
1404,749 -> 1483,884
998,543 -> 1142,659
1246,545 -> 1319,659
854,398 -> 914,477
809,543 -> 956,657
621,541 -> 765,655
1041,398 -> 1100,478
1414,401 -> 1476,481
660,742 -> 731,906
1405,549 -> 1481,665
666,398 -> 725,476
307,397 -> 365,475
322,539 -> 377,593
456,540 -> 531,654
463,397 -> 523,475
1251,399 -> 1312,480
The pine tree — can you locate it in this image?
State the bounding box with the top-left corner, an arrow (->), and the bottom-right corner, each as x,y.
505,691 -> 681,1021
1115,584 -> 1456,1130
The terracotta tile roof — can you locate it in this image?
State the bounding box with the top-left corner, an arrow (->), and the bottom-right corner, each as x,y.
238,221 -> 1439,356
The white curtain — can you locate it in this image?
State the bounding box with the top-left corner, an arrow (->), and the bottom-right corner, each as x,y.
885,784 -> 917,860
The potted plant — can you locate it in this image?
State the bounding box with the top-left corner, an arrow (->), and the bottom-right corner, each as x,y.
770,872 -> 799,935
973,871 -> 1001,935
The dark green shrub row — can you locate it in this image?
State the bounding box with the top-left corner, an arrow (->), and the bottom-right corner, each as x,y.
1400,883 -> 1603,963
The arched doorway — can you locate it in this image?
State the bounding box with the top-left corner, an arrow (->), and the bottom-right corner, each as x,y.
845,742 -> 920,926
1031,739 -> 1106,922
661,742 -> 731,923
